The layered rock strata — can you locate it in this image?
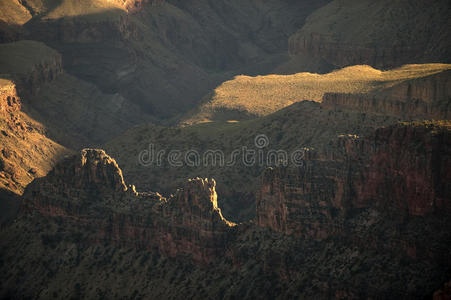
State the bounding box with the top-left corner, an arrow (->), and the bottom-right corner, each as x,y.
321,70 -> 451,119
257,122 -> 451,238
24,149 -> 235,263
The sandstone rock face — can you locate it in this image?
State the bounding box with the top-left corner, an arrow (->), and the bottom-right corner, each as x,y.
0,80 -> 69,195
24,149 -> 235,263
321,70 -> 451,119
257,122 -> 451,238
0,83 -> 20,114
23,148 -> 128,216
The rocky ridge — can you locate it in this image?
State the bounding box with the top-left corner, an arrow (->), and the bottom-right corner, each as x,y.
25,148 -> 235,263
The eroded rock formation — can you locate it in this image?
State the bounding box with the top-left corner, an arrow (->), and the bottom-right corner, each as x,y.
24,149 -> 235,263
0,80 -> 69,195
7,131 -> 450,298
0,83 -> 21,114
257,122 -> 451,238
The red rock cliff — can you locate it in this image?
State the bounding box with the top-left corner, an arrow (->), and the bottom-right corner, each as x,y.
257,122 -> 451,237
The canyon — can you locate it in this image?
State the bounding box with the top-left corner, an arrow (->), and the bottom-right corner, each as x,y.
1,121 -> 450,298
0,0 -> 450,298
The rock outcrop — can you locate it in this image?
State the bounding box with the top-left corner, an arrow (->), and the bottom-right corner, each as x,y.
0,80 -> 69,195
0,81 -> 21,114
24,149 -> 235,263
257,122 -> 451,238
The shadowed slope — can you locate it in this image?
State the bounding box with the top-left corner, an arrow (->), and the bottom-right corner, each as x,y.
288,0 -> 451,68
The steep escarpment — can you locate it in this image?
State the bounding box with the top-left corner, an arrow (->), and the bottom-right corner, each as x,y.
289,0 -> 451,69
24,149 -> 235,263
322,69 -> 451,119
254,122 -> 451,296
257,121 -> 451,238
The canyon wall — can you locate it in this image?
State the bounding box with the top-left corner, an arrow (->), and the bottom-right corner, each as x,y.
11,136 -> 451,298
257,122 -> 451,238
289,32 -> 429,69
288,0 -> 451,69
321,70 -> 451,119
